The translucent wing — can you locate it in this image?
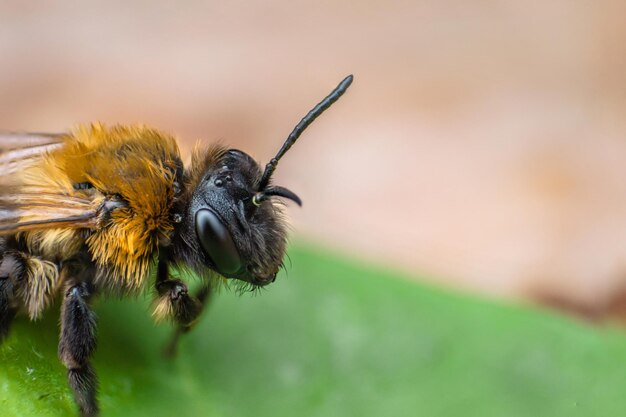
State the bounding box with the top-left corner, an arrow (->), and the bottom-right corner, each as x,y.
0,132 -> 100,235
0,132 -> 64,176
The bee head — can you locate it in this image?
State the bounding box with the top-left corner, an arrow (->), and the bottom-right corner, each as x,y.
178,75 -> 353,288
188,148 -> 294,287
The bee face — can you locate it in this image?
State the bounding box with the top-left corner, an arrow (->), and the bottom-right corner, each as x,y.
189,149 -> 290,287
172,74 -> 353,289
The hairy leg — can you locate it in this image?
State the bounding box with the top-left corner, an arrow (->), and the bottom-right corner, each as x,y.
58,281 -> 99,417
154,257 -> 212,357
162,285 -> 211,357
0,274 -> 16,342
0,246 -> 25,343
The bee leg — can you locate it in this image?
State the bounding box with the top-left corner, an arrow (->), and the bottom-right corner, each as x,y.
58,281 -> 99,417
0,249 -> 25,343
162,285 -> 211,357
0,273 -> 16,343
154,258 -> 211,357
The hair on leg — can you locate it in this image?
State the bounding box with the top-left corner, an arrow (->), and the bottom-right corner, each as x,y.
0,276 -> 16,342
0,247 -> 26,343
154,257 -> 212,357
59,281 -> 99,417
162,285 -> 212,357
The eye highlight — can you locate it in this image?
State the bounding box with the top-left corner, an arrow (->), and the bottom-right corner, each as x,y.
195,209 -> 242,275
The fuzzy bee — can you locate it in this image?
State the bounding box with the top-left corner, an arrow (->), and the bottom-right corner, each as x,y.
0,75 -> 353,416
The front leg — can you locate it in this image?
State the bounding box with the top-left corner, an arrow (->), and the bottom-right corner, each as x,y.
153,257 -> 211,356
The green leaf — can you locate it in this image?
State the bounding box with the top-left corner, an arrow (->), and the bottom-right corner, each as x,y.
2,242 -> 626,416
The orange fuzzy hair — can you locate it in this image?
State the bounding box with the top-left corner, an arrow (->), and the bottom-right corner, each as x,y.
20,124 -> 183,290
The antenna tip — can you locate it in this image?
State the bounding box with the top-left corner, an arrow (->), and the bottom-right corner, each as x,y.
341,74 -> 354,88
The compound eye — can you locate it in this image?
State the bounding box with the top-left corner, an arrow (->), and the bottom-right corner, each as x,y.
195,209 -> 242,275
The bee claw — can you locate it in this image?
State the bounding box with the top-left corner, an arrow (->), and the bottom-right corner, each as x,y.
170,283 -> 188,300
155,279 -> 188,301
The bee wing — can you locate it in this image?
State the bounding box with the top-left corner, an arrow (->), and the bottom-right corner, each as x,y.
0,132 -> 64,176
0,132 -> 100,235
0,193 -> 99,235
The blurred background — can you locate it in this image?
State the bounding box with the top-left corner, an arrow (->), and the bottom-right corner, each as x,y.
2,1 -> 626,315
3,2 -> 626,417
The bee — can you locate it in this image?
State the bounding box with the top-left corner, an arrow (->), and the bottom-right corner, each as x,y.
0,75 -> 353,416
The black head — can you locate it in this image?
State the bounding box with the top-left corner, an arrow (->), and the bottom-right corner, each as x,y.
177,75 -> 353,288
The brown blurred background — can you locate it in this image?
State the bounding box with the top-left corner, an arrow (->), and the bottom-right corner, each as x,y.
1,1 -> 626,315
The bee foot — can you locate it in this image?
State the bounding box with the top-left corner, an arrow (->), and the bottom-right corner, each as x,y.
156,279 -> 188,300
170,283 -> 188,300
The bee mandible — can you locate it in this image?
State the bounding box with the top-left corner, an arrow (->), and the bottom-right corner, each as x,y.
0,75 -> 353,416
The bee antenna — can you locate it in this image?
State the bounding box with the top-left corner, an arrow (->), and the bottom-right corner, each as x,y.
257,74 -> 354,191
253,186 -> 302,207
